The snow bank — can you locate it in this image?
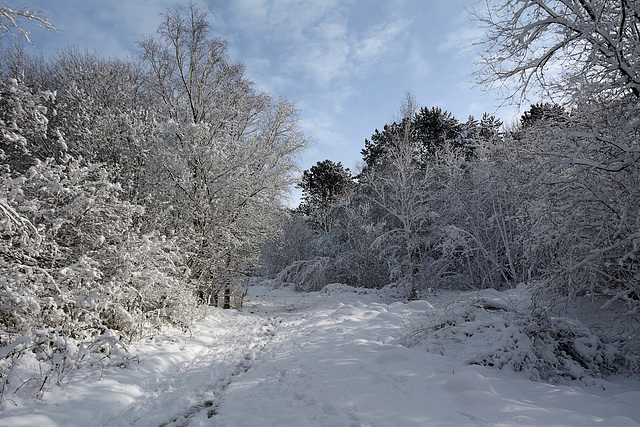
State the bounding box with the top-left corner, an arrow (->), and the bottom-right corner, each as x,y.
404,286 -> 624,385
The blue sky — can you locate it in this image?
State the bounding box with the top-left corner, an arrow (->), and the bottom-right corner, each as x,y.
18,0 -> 520,204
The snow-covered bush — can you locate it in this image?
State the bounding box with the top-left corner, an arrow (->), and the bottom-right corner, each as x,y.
404,287 -> 625,384
377,281 -> 417,302
521,101 -> 640,324
276,257 -> 337,292
0,328 -> 134,401
431,143 -> 529,291
113,232 -> 198,335
258,213 -> 321,277
320,283 -> 382,297
0,76 -> 64,172
473,0 -> 640,334
0,158 -> 198,400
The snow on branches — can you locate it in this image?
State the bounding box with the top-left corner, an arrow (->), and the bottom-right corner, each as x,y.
475,0 -> 640,103
0,7 -> 54,44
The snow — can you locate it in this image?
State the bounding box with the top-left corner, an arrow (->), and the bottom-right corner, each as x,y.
1,284 -> 639,426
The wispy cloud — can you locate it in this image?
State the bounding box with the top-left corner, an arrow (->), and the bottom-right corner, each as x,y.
27,0 -> 178,58
220,0 -> 414,93
284,11 -> 351,87
437,25 -> 483,58
354,17 -> 411,64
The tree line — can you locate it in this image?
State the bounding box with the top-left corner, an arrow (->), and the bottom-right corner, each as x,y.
259,0 -> 640,358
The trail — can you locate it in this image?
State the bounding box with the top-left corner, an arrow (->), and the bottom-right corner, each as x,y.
1,285 -> 639,426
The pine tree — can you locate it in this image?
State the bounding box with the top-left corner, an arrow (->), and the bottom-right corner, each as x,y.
298,159 -> 355,231
360,106 -> 466,173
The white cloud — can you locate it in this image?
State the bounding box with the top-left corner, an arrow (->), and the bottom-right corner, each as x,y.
285,12 -> 351,87
403,40 -> 432,80
225,0 -> 269,31
221,0 -> 417,93
354,17 -> 411,63
437,25 -> 484,58
26,0 -> 178,58
222,0 -> 350,88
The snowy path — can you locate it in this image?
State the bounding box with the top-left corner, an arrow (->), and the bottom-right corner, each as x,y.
1,285 -> 639,426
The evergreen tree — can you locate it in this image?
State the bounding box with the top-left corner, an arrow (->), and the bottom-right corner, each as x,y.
360,106 -> 466,173
412,106 -> 462,163
519,103 -> 565,129
298,159 -> 355,231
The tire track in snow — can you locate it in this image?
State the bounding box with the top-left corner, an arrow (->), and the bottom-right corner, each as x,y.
104,309 -> 281,427
168,289 -> 324,425
162,316 -> 281,426
114,288 -> 368,426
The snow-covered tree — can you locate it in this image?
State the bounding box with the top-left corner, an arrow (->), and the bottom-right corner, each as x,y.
0,75 -> 62,172
433,131 -> 531,290
0,6 -> 54,44
139,3 -> 306,305
1,46 -> 155,202
298,159 -> 356,231
360,93 -> 441,297
477,1 -> 640,324
475,0 -> 640,103
49,48 -> 156,202
516,101 -> 640,317
361,105 -> 465,174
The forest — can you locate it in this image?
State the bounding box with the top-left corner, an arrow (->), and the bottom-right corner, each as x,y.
1,0 -> 639,404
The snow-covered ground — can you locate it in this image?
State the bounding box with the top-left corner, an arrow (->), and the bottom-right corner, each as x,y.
1,284 -> 639,426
